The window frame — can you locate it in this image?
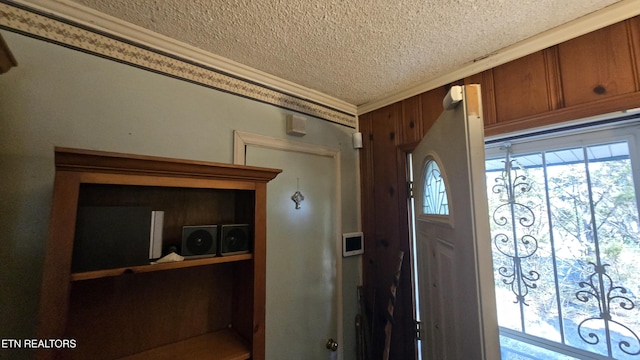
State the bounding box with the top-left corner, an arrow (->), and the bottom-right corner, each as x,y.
484,114 -> 640,360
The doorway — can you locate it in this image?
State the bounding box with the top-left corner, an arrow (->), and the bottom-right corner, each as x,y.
234,130 -> 343,360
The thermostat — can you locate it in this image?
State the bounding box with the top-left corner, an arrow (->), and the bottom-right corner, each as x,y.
342,232 -> 364,257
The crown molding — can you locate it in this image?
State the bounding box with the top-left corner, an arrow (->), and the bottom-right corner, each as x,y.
357,0 -> 640,115
7,0 -> 639,120
5,0 -> 358,117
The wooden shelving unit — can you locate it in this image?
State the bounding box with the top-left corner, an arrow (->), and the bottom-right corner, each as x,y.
70,254 -> 253,281
119,329 -> 250,360
36,147 -> 280,360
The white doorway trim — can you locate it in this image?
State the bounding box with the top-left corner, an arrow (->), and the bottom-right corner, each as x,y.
233,130 -> 344,360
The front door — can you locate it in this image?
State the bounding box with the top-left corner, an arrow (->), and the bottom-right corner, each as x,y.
412,85 -> 500,359
236,133 -> 341,360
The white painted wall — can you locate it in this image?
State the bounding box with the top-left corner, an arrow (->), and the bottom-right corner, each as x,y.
0,30 -> 361,360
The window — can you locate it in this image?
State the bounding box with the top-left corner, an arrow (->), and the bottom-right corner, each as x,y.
423,159 -> 449,215
485,118 -> 640,360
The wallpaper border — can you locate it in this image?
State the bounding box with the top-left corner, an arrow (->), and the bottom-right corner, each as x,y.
0,1 -> 357,128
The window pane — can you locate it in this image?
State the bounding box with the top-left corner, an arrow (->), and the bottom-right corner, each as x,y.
487,152 -> 561,340
545,148 -> 593,351
423,160 -> 449,215
584,142 -> 640,359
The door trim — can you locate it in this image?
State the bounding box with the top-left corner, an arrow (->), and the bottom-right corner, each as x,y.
233,130 -> 344,360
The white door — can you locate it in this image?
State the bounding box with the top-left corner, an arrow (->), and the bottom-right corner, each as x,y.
412,85 -> 500,360
235,132 -> 342,360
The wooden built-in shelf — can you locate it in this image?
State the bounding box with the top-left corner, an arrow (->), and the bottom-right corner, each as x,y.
70,254 -> 253,281
119,329 -> 250,360
37,147 -> 280,360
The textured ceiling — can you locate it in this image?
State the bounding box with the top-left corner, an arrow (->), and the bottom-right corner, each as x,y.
67,0 -> 621,107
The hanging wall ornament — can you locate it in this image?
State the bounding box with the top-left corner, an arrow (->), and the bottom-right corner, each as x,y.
291,178 -> 304,209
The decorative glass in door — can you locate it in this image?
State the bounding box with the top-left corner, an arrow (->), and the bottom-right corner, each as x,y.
423,159 -> 449,215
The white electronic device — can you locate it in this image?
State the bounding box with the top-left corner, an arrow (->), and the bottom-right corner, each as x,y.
149,210 -> 164,260
342,232 -> 364,257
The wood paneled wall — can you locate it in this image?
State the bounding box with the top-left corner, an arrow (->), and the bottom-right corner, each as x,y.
358,15 -> 640,360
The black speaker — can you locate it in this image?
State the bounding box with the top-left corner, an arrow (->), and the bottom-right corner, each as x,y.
219,224 -> 251,255
181,225 -> 217,258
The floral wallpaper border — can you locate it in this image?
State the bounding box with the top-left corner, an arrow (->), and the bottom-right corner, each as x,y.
0,1 -> 357,128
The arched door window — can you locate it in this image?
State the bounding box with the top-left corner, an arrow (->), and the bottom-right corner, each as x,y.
423,159 -> 449,215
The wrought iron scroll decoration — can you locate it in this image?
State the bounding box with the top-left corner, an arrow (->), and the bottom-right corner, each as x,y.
576,262 -> 640,357
491,143 -> 540,306
573,143 -> 640,357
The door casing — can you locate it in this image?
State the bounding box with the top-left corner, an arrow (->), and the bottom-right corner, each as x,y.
234,130 -> 343,360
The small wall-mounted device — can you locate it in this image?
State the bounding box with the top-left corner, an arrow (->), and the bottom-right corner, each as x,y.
342,232 -> 364,257
286,114 -> 307,136
352,132 -> 363,149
